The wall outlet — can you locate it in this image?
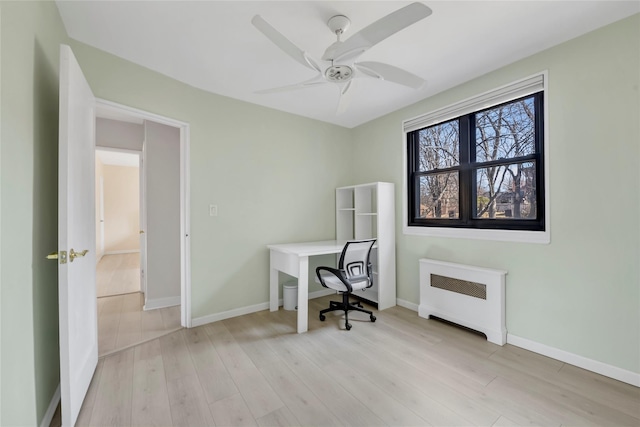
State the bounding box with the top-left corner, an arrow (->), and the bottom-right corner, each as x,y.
209,204 -> 218,217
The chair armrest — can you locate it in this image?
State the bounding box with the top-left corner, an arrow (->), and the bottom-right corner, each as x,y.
315,266 -> 353,292
367,262 -> 374,289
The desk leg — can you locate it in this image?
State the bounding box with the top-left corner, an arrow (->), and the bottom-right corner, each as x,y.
297,256 -> 309,333
269,251 -> 279,312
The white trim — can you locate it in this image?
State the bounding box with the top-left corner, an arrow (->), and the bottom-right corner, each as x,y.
98,175 -> 104,257
393,299 -> 638,386
95,99 -> 186,128
403,73 -> 544,132
191,289 -> 334,328
95,98 -> 191,328
403,225 -> 550,244
401,71 -> 551,244
138,154 -> 145,295
507,334 -> 640,387
104,249 -> 140,255
192,302 -> 271,327
40,384 -> 60,427
181,125 -> 191,327
94,146 -> 141,156
143,296 -> 181,311
396,298 -> 418,312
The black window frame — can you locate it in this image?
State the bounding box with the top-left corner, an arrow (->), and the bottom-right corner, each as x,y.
407,92 -> 545,231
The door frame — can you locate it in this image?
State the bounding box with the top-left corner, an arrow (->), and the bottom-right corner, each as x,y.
98,174 -> 104,258
95,98 -> 192,328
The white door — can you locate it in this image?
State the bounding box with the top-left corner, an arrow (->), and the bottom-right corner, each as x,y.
139,152 -> 147,295
58,44 -> 98,427
99,175 -> 105,257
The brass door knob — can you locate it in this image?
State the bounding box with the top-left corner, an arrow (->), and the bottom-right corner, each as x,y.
69,248 -> 88,262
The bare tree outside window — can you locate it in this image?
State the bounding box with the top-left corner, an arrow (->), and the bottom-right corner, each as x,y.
475,97 -> 536,219
418,120 -> 460,218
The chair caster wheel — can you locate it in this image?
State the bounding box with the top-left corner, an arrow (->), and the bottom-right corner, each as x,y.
370,315 -> 376,322
319,314 -> 326,321
345,323 -> 352,330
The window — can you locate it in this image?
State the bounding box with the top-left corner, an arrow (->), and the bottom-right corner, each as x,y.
404,74 -> 547,240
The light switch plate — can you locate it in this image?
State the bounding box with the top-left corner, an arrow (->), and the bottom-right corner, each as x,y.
209,204 -> 218,217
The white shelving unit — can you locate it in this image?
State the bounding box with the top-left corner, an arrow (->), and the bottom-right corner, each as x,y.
335,182 -> 396,309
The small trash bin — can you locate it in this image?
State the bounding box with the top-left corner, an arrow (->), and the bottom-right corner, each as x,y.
283,281 -> 298,311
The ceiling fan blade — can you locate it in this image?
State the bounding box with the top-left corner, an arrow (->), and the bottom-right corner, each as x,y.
354,61 -> 425,89
331,2 -> 432,63
252,15 -> 321,72
336,81 -> 354,114
255,75 -> 327,94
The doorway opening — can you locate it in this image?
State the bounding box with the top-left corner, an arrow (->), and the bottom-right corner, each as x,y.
95,148 -> 140,298
93,100 -> 191,357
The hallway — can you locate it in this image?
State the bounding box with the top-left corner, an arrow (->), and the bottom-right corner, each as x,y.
97,253 -> 140,297
97,253 -> 181,357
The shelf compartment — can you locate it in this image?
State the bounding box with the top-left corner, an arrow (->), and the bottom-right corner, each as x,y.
336,188 -> 355,210
335,182 -> 395,310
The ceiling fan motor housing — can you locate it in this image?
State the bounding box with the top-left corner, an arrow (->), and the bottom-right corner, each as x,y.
328,15 -> 351,36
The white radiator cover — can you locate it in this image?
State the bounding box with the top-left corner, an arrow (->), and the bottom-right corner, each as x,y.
419,258 -> 507,345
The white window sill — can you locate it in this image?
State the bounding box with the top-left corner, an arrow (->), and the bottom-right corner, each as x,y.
403,225 -> 550,244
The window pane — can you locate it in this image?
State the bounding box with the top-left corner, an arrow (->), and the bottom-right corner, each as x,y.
418,120 -> 459,171
475,162 -> 536,219
419,173 -> 459,219
475,97 -> 535,163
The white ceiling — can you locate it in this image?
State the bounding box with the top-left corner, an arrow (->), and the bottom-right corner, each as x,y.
56,1 -> 639,128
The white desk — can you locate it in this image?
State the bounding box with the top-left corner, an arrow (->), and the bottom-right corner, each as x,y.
267,240 -> 349,333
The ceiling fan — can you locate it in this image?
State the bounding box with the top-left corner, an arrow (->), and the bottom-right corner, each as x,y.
252,2 -> 432,113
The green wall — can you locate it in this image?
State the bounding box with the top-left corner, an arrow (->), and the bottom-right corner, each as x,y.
351,14 -> 640,374
66,41 -> 354,319
0,1 -> 68,425
0,3 -> 637,425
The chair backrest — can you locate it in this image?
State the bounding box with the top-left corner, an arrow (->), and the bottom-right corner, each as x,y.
338,239 -> 376,281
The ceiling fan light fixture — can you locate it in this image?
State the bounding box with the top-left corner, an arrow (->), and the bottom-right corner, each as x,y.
324,65 -> 354,82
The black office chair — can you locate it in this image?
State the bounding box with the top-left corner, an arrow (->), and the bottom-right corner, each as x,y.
316,239 -> 377,330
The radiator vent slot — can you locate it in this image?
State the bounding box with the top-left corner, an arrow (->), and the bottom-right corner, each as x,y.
430,274 -> 486,300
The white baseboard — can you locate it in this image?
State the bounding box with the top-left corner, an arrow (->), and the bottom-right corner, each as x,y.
104,249 -> 140,255
144,296 -> 180,311
192,302 -> 270,327
392,299 -> 639,387
396,298 -> 419,312
507,334 -> 639,387
40,384 -> 60,427
191,288 -> 334,328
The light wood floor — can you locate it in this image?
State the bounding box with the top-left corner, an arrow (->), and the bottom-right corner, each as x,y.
98,292 -> 181,357
97,253 -> 141,297
52,295 -> 639,427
